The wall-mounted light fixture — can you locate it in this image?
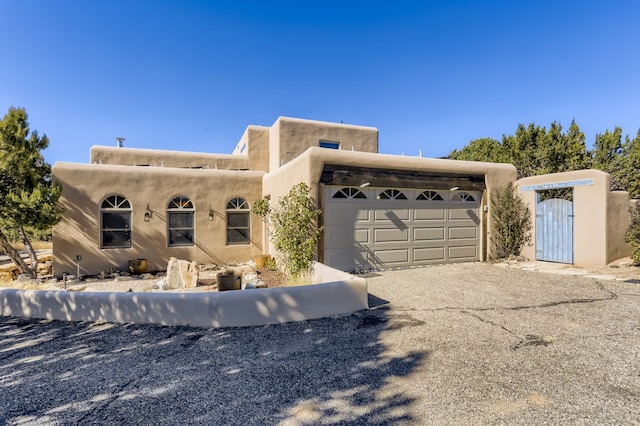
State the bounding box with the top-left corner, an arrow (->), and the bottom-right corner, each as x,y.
144,204 -> 152,222
360,182 -> 370,187
208,205 -> 214,221
449,186 -> 459,191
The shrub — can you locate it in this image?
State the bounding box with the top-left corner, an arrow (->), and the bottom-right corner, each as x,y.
626,203 -> 640,264
490,182 -> 532,260
253,183 -> 322,278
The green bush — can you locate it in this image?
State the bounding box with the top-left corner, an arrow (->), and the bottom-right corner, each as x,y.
253,183 -> 322,278
626,203 -> 640,264
490,182 -> 532,260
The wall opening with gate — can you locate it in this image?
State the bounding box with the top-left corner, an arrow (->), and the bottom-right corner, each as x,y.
517,169 -> 632,266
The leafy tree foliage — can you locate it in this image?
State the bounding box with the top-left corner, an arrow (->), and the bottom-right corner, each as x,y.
448,137 -> 504,163
0,107 -> 61,277
448,120 -> 640,197
626,203 -> 640,264
489,182 -> 532,260
252,183 -> 322,279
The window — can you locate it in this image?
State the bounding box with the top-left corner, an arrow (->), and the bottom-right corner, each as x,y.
332,187 -> 367,199
452,191 -> 476,202
417,190 -> 444,201
319,140 -> 340,149
377,189 -> 407,200
227,197 -> 250,245
168,196 -> 194,246
100,195 -> 131,248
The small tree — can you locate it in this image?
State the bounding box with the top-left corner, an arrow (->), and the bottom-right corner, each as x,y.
490,182 -> 532,260
252,183 -> 322,278
0,107 -> 61,278
626,203 -> 640,265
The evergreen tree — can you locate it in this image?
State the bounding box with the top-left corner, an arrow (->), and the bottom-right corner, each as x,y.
589,127 -> 625,189
448,137 -> 503,163
618,130 -> 640,198
0,107 -> 61,278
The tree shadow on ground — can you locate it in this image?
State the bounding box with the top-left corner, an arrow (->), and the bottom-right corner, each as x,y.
0,307 -> 427,425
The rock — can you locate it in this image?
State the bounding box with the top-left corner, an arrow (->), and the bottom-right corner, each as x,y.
17,274 -> 33,282
166,257 -> 199,289
114,275 -> 134,282
141,273 -> 155,280
67,285 -> 87,292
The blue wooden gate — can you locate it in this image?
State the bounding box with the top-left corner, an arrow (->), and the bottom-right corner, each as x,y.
536,197 -> 574,263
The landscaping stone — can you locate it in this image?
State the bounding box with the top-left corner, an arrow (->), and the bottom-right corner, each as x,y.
166,257 -> 199,289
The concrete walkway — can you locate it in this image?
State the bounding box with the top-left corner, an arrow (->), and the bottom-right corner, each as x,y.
1,262 -> 639,425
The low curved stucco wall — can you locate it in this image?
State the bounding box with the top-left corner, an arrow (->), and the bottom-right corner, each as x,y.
0,263 -> 368,328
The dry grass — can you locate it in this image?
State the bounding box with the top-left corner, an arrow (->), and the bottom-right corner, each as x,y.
1,241 -> 52,254
286,270 -> 313,287
0,280 -> 59,291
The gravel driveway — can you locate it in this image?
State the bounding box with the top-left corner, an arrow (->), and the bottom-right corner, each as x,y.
1,263 -> 639,425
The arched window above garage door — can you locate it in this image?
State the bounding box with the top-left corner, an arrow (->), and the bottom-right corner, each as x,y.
417,190 -> 444,201
452,191 -> 476,202
332,187 -> 367,199
377,189 -> 407,200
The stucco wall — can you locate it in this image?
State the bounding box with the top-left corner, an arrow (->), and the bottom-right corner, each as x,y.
90,146 -> 249,170
608,191 -> 634,263
52,162 -> 265,277
268,117 -> 379,172
239,125 -> 270,172
0,262 -> 368,328
517,169 -> 631,266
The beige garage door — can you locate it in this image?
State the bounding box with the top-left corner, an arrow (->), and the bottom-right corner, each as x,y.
323,186 -> 482,272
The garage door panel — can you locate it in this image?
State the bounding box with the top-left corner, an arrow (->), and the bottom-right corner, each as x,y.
325,248 -> 369,271
325,206 -> 370,225
414,227 -> 445,241
449,245 -> 478,259
414,208 -> 446,221
449,208 -> 480,221
374,228 -> 409,243
374,209 -> 410,221
372,248 -> 409,264
324,227 -> 370,247
414,247 -> 446,262
354,229 -> 369,243
448,226 -> 477,240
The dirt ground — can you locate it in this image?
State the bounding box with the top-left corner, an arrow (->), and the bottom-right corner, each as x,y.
2,262 -> 639,425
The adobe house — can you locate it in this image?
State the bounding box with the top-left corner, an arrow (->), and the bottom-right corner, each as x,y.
52,116 -> 519,277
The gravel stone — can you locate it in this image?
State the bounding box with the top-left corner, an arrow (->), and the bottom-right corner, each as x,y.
1,262 -> 639,425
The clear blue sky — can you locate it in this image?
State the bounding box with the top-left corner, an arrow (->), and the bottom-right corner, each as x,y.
1,0 -> 638,165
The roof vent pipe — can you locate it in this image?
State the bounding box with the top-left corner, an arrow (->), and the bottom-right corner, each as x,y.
116,137 -> 125,148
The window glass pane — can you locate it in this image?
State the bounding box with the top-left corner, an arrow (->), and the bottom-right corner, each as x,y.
227,212 -> 249,228
227,229 -> 250,244
319,140 -> 340,149
169,212 -> 193,228
102,212 -> 130,230
169,230 -> 194,246
102,231 -> 131,248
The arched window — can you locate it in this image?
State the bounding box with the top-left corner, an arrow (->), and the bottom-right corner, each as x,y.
227,197 -> 250,245
377,189 -> 407,200
417,190 -> 444,201
332,187 -> 367,199
100,195 -> 131,248
167,196 -> 194,246
452,191 -> 476,202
